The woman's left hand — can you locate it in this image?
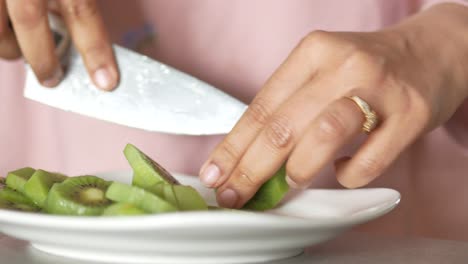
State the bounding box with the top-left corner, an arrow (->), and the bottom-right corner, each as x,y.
199,3 -> 468,209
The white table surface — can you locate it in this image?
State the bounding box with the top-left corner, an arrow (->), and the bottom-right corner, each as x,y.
1,231 -> 468,264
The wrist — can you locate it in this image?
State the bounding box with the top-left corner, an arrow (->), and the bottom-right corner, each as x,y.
390,3 -> 468,102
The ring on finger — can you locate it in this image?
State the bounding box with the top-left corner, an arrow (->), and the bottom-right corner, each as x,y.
346,95 -> 379,133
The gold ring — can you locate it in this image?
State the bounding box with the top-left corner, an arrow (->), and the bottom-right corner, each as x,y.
346,95 -> 379,133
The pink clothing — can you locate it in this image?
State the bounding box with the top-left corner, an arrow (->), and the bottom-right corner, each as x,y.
1,0 -> 467,240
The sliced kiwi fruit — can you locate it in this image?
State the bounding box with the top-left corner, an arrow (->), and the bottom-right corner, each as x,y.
44,176 -> 112,216
0,188 -> 40,212
0,177 -> 5,187
0,197 -> 41,212
23,170 -> 68,208
145,183 -> 207,211
0,187 -> 37,207
124,144 -> 179,189
5,167 -> 36,193
102,203 -> 146,216
243,165 -> 289,211
171,185 -> 208,211
105,182 -> 177,213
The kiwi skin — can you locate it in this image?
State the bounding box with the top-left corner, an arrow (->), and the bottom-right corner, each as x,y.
124,144 -> 180,189
44,176 -> 112,216
243,165 -> 289,211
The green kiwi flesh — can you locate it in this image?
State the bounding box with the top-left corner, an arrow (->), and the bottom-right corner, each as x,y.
243,165 -> 289,211
23,170 -> 68,207
6,167 -> 36,193
105,182 -> 177,213
44,176 -> 112,216
102,203 -> 146,216
0,188 -> 40,212
124,144 -> 179,189
0,187 -> 36,206
146,183 -> 207,211
0,197 -> 40,212
171,185 -> 208,211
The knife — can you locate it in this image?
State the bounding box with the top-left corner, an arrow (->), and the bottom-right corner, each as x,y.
23,15 -> 247,136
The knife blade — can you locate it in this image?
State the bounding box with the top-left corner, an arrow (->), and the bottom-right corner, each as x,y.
24,45 -> 248,135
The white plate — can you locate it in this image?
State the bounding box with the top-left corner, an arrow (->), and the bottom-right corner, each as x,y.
0,171 -> 400,264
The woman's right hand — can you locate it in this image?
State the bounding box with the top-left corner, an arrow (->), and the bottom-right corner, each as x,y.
0,0 -> 118,90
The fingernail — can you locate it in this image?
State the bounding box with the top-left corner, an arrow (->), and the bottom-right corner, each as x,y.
200,163 -> 221,187
218,189 -> 238,208
93,67 -> 115,90
42,67 -> 64,87
286,176 -> 304,189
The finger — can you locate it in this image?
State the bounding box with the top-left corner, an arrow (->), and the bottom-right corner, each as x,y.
47,0 -> 60,13
199,32 -> 326,188
285,97 -> 364,189
6,0 -> 63,87
335,115 -> 420,188
214,78 -> 337,208
58,0 -> 118,91
0,0 -> 20,59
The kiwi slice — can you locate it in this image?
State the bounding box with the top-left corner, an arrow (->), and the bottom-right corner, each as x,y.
5,167 -> 36,193
146,183 -> 207,211
0,177 -> 5,187
0,188 -> 40,212
44,176 -> 112,216
102,203 -> 146,216
23,170 -> 68,207
0,196 -> 40,212
243,165 -> 289,211
168,185 -> 208,211
124,144 -> 179,189
0,187 -> 37,207
105,182 -> 177,213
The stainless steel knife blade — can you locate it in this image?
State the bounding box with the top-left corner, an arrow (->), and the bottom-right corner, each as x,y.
24,45 -> 247,135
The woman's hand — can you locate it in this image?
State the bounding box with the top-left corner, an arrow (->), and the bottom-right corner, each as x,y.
200,3 -> 468,208
0,0 -> 118,90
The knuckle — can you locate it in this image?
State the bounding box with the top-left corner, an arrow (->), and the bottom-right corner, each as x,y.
410,94 -> 432,124
316,110 -> 348,141
356,156 -> 385,178
236,168 -> 260,188
62,0 -> 98,21
12,0 -> 46,29
264,115 -> 294,150
397,87 -> 433,129
245,98 -> 272,128
300,30 -> 331,47
346,50 -> 374,67
298,30 -> 332,54
343,50 -> 387,76
217,139 -> 242,165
